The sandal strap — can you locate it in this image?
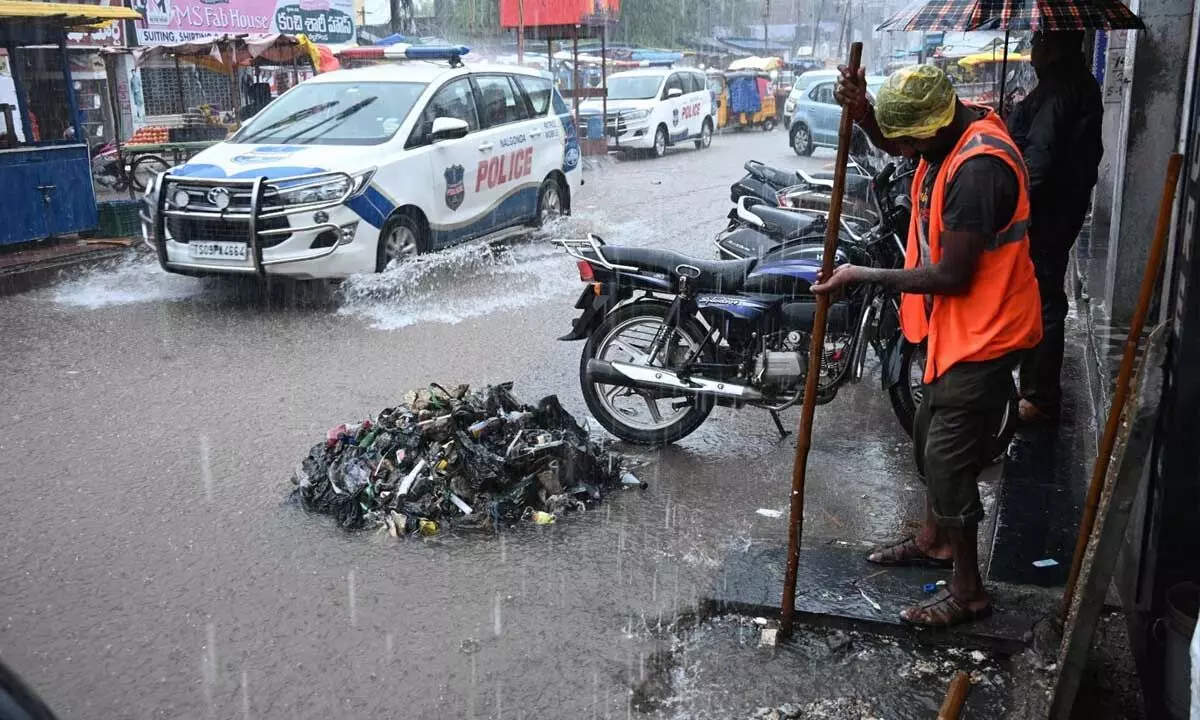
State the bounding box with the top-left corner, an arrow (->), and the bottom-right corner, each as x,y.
873,535 -> 919,562
906,590 -> 981,627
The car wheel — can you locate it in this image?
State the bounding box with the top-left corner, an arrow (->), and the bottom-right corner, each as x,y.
652,125 -> 668,158
533,177 -> 565,227
694,118 -> 713,149
375,212 -> 425,272
791,123 -> 813,156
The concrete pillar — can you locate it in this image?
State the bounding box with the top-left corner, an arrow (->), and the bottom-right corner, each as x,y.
1102,0 -> 1194,323
1084,31 -> 1129,305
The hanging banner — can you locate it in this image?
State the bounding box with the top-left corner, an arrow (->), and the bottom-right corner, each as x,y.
131,0 -> 356,46
499,0 -> 620,28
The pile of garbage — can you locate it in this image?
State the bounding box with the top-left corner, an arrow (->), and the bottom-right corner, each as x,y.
290,382 -> 639,535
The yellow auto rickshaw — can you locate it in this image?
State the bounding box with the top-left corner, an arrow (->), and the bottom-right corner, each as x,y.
722,70 -> 777,131
707,70 -> 730,129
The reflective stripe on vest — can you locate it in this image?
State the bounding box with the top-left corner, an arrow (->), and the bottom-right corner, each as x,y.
899,109 -> 1043,382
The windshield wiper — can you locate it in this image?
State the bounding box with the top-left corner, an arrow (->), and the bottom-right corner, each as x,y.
284,97 -> 379,144
238,101 -> 340,144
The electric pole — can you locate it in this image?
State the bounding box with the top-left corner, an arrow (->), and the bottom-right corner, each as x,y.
763,0 -> 770,56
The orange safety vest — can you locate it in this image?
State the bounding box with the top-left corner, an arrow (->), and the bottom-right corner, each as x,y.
900,109 -> 1043,383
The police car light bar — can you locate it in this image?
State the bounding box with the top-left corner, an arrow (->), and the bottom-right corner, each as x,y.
340,44 -> 471,62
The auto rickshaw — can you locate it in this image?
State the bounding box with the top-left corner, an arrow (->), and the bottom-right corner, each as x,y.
722,70 -> 777,131
707,70 -> 729,129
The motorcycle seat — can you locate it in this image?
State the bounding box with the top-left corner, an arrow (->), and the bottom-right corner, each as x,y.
760,166 -> 801,188
747,205 -> 822,239
591,246 -> 756,293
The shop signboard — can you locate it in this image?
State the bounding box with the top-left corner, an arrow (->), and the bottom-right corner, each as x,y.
499,0 -> 619,28
131,0 -> 356,46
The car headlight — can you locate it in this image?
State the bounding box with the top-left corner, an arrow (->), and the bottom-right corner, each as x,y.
623,109 -> 651,121
785,100 -> 796,113
277,170 -> 373,206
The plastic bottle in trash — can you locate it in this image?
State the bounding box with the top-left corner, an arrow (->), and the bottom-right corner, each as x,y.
621,472 -> 648,490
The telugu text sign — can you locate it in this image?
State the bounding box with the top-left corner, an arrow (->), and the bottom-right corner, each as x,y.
132,0 -> 355,45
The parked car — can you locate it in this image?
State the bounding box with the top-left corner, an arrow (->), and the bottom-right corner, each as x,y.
788,74 -> 886,156
781,69 -> 838,128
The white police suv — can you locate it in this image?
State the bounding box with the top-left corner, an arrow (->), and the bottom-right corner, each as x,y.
142,46 -> 581,279
578,67 -> 714,158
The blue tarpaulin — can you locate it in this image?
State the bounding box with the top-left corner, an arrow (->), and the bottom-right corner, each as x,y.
728,75 -> 762,114
629,50 -> 683,64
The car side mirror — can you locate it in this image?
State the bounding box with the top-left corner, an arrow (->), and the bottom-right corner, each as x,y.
666,87 -> 683,99
431,117 -> 470,142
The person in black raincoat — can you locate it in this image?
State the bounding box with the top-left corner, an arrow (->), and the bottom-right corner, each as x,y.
1005,31 -> 1103,423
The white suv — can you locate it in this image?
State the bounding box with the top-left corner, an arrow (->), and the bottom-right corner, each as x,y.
142,49 -> 581,280
579,67 -> 714,158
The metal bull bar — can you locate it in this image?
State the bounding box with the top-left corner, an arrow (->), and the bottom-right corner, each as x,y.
142,170 -> 356,276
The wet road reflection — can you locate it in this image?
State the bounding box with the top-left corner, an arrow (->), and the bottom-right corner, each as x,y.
1,133 -> 933,718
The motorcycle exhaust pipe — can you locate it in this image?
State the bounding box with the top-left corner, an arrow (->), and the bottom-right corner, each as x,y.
586,359 -> 765,402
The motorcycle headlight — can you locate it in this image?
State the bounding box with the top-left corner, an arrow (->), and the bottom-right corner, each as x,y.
623,109 -> 651,121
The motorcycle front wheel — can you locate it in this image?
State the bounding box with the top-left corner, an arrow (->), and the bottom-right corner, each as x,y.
888,341 -> 1019,463
580,303 -> 714,446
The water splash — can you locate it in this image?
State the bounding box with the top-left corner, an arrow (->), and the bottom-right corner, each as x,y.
336,239 -> 578,330
492,591 -> 503,637
48,254 -> 202,308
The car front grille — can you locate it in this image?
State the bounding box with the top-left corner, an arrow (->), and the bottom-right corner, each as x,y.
605,114 -> 628,137
163,180 -> 292,247
165,216 -> 292,247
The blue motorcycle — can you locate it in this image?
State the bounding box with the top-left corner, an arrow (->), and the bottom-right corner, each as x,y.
558,163 -> 1016,449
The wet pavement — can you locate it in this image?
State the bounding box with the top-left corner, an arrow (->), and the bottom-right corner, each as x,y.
2,131 -> 1000,718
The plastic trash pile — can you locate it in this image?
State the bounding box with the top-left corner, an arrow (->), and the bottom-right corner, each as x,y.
290,382 -> 639,535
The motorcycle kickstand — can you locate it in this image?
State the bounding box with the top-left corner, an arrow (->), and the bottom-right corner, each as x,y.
769,410 -> 791,440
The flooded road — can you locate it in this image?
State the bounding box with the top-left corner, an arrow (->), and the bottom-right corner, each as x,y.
1,131 -> 934,718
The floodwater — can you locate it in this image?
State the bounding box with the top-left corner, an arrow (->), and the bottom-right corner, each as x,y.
2,132 -> 944,718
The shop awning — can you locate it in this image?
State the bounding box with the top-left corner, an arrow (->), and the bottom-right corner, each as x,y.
0,1 -> 141,30
957,50 -> 1031,66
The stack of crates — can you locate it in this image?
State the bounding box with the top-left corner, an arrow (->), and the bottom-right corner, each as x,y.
95,200 -> 142,238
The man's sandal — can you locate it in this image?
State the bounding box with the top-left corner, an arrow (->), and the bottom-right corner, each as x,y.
866,536 -> 954,569
900,590 -> 993,628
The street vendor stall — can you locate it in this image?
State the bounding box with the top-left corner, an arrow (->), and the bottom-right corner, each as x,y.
0,0 -> 141,245
100,33 -> 331,194
953,50 -> 1034,111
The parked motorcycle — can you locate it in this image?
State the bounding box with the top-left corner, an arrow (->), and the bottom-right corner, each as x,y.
91,142 -> 128,192
714,163 -> 1018,451
556,163 -> 944,445
730,157 -> 875,209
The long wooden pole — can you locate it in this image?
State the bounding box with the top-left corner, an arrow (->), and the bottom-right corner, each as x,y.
1059,153 -> 1183,621
516,0 -> 525,65
779,41 -> 862,641
937,671 -> 971,719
